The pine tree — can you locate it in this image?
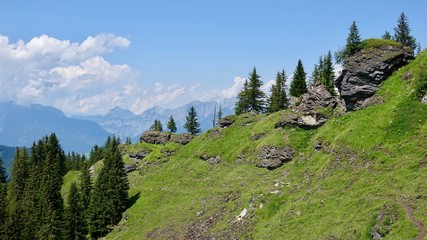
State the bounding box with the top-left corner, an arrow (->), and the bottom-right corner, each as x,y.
80,162 -> 92,213
0,156 -> 7,240
149,119 -> 163,132
217,106 -> 222,124
267,70 -> 288,113
89,137 -> 129,238
235,79 -> 250,115
394,12 -> 417,51
247,67 -> 266,113
184,106 -> 201,135
167,115 -> 177,133
65,182 -> 87,240
336,21 -> 363,64
382,31 -> 392,40
321,51 -> 336,95
289,60 -> 308,97
5,148 -> 29,240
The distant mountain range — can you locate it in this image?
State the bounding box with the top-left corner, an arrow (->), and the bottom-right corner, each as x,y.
0,99 -> 236,154
0,102 -> 109,153
75,98 -> 236,141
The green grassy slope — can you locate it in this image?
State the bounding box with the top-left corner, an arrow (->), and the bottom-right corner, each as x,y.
102,50 -> 427,239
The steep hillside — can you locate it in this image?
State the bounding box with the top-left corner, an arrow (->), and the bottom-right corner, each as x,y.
71,50 -> 427,239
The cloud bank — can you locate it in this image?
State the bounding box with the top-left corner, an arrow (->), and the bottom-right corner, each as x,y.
0,33 -> 271,115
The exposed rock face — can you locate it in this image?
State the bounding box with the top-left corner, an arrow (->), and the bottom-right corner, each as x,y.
256,146 -> 294,169
219,116 -> 235,128
170,133 -> 193,145
296,84 -> 337,113
336,45 -> 413,111
124,164 -> 137,173
200,155 -> 221,164
140,131 -> 171,144
274,113 -> 328,130
129,151 -> 150,160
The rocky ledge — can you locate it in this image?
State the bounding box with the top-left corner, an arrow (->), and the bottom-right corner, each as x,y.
336,41 -> 413,111
140,131 -> 194,145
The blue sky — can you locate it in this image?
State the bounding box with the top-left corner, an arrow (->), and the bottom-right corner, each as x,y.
0,1 -> 425,115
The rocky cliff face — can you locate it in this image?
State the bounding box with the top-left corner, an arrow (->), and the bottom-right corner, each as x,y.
336,42 -> 413,111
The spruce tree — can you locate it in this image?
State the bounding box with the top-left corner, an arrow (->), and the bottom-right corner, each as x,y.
336,21 -> 362,64
80,163 -> 92,212
6,148 -> 29,240
184,106 -> 201,135
382,31 -> 392,40
267,70 -> 288,113
321,51 -> 336,95
247,67 -> 266,113
217,106 -> 222,124
0,156 -> 7,240
289,60 -> 308,97
235,80 -> 250,114
394,12 -> 417,51
149,119 -> 163,132
89,137 -> 129,238
167,115 -> 177,133
66,182 -> 87,240
0,156 -> 6,183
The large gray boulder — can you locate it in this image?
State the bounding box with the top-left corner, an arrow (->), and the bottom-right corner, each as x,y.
256,146 -> 295,169
336,43 -> 413,111
274,112 -> 328,130
296,84 -> 337,113
140,131 -> 171,144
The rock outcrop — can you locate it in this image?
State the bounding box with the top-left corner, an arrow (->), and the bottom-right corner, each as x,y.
140,131 -> 194,145
219,116 -> 235,128
296,84 -> 337,113
336,43 -> 413,111
275,112 -> 329,130
256,146 -> 294,169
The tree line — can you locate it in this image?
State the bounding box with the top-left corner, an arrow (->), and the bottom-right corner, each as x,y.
234,12 -> 419,115
0,134 -> 129,239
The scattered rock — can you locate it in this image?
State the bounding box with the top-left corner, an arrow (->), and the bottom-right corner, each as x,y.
314,141 -> 323,151
219,116 -> 235,128
124,164 -> 137,173
160,148 -> 176,157
256,146 -> 295,169
170,133 -> 193,145
274,112 -> 328,130
129,151 -> 150,161
336,44 -> 413,111
402,71 -> 413,80
371,203 -> 399,239
236,208 -> 248,222
296,84 -> 337,113
422,95 -> 427,104
250,133 -> 266,141
200,155 -> 221,164
140,131 -> 171,144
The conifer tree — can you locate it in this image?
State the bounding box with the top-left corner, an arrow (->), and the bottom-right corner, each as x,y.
89,137 -> 129,238
247,67 -> 266,113
184,106 -> 201,135
382,31 -> 392,40
0,156 -> 6,183
6,148 -> 29,240
336,21 -> 363,64
394,12 -> 417,51
289,60 -> 308,97
149,119 -> 163,132
235,79 -> 250,115
167,115 -> 177,133
217,106 -> 222,124
80,163 -> 92,213
321,51 -> 336,95
0,156 -> 7,240
212,104 -> 217,128
267,70 -> 288,113
66,182 -> 87,240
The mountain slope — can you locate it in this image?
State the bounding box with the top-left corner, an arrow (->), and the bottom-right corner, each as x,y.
101,50 -> 427,239
0,103 -> 109,152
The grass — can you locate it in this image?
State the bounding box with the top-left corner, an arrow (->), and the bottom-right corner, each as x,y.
59,50 -> 427,239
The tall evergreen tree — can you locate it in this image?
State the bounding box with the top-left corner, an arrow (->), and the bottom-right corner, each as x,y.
247,67 -> 266,113
89,137 -> 129,238
289,60 -> 308,97
149,119 -> 163,132
167,115 -> 177,133
336,21 -> 363,64
235,79 -> 250,115
184,106 -> 201,135
217,106 -> 223,125
66,182 -> 87,240
0,156 -> 6,183
394,12 -> 417,51
321,51 -> 336,95
80,163 -> 92,213
0,156 -> 7,240
267,70 -> 288,113
5,148 -> 29,240
212,104 -> 217,128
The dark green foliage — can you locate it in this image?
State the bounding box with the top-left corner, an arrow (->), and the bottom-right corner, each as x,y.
89,136 -> 129,238
217,106 -> 223,124
382,31 -> 392,40
235,68 -> 266,114
125,137 -> 132,145
0,156 -> 6,183
336,21 -> 363,64
267,69 -> 288,113
184,106 -> 201,135
80,163 -> 92,212
167,115 -> 177,133
66,182 -> 87,240
150,119 -> 163,132
394,12 -> 417,51
0,156 -> 7,239
235,80 -> 251,115
321,51 -> 336,95
65,152 -> 86,172
289,60 -> 308,97
89,144 -> 105,166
